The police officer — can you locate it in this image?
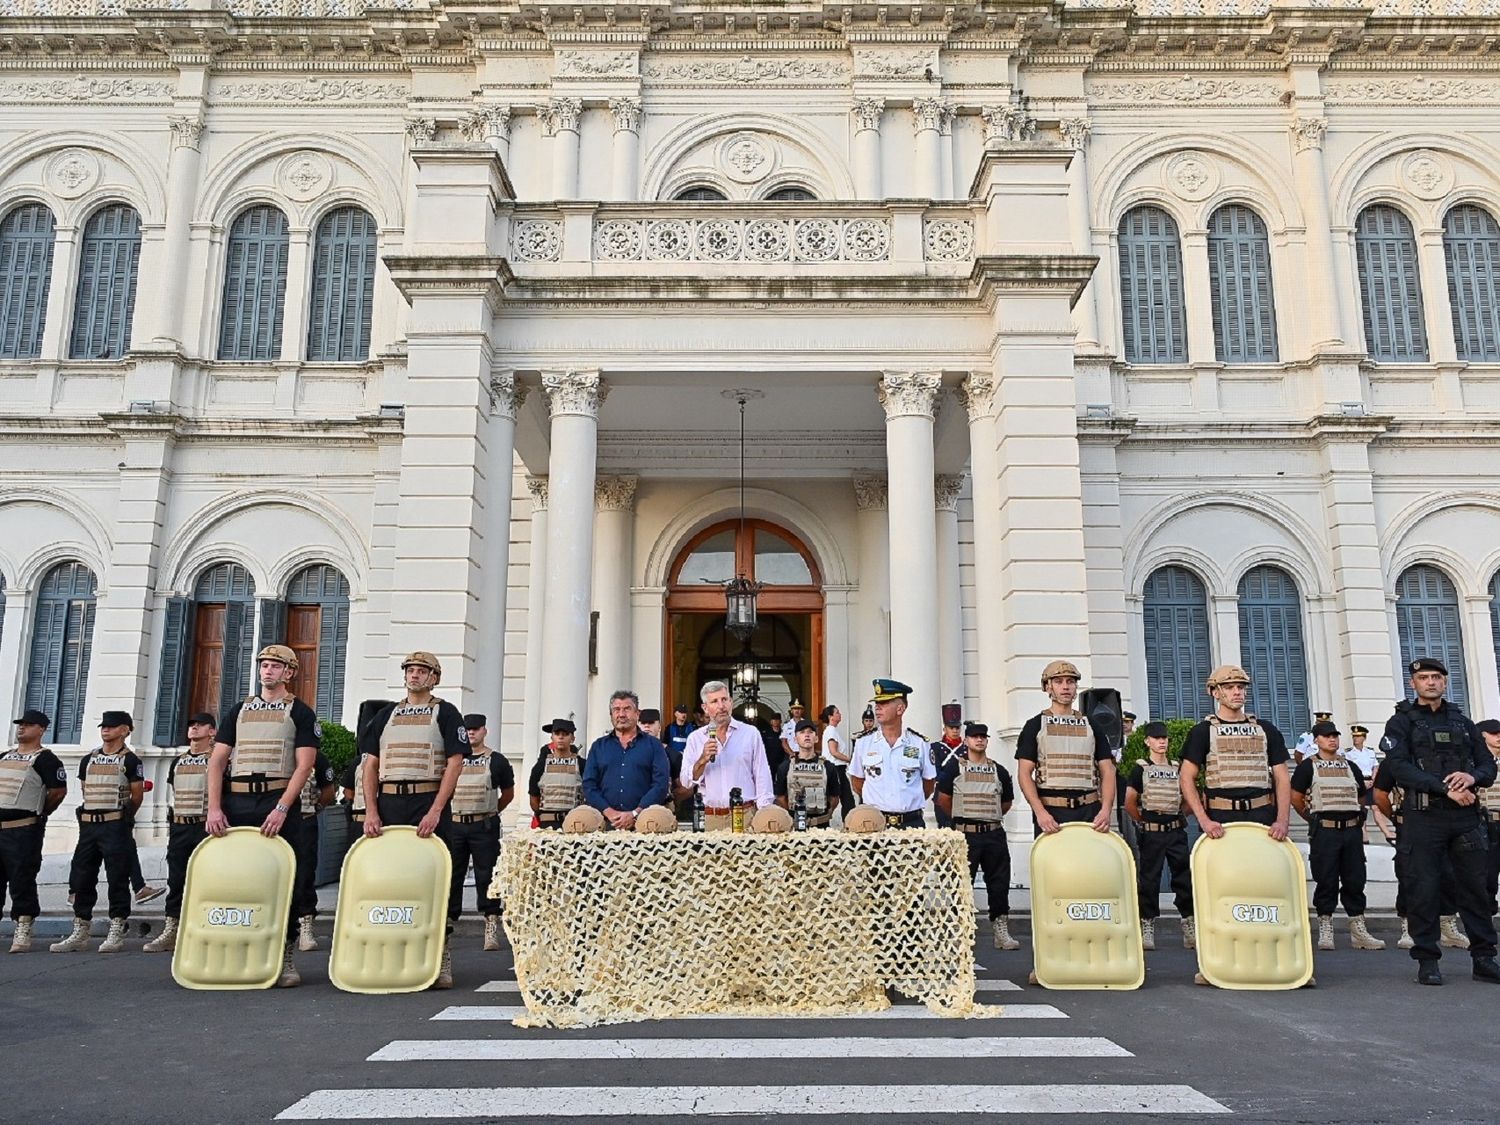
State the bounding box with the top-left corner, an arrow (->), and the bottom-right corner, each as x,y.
51,711 -> 144,954
528,719 -> 583,828
1290,720 -> 1384,952
775,719 -> 840,827
1124,721 -> 1194,952
451,714 -> 514,953
781,700 -> 807,760
1477,718 -> 1500,917
143,713 -> 217,954
1179,665 -> 1292,841
1295,710 -> 1335,764
0,710 -> 66,953
930,702 -> 964,829
1382,657 -> 1499,985
1372,754 -> 1471,952
936,722 -> 1019,951
1015,660 -> 1116,835
289,746 -> 335,953
849,679 -> 935,827
360,651 -> 468,989
205,645 -> 320,987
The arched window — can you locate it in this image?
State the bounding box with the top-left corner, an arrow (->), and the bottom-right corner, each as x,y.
153,562 -> 257,745
674,186 -> 727,202
281,564 -> 351,721
218,205 -> 289,361
1236,566 -> 1310,735
1491,569 -> 1500,698
26,561 -> 97,743
1117,206 -> 1187,365
306,206 -> 377,363
1142,565 -> 1212,722
765,187 -> 816,202
69,204 -> 142,360
1356,204 -> 1428,363
1395,564 -> 1468,712
0,202 -> 57,360
1443,204 -> 1500,362
1207,205 -> 1279,363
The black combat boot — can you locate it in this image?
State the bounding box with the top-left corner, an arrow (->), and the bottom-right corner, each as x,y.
1472,957 -> 1500,984
1417,960 -> 1443,986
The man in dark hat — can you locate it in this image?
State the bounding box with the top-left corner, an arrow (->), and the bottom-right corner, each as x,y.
1124,721 -> 1194,952
529,718 -> 584,828
1,710 -> 67,953
1382,656 -> 1498,984
143,713 -> 218,955
930,702 -> 964,828
849,680 -> 935,828
664,705 -> 695,757
52,711 -> 144,954
1122,711 -> 1137,739
1476,718 -> 1500,918
450,715 -> 514,952
936,721 -> 1018,949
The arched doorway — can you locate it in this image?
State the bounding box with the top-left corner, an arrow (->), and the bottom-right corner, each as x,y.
665,519 -> 823,722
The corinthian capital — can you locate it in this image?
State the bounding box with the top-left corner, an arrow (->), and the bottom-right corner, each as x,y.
913,97 -> 950,134
1291,116 -> 1327,153
595,474 -> 639,511
877,371 -> 941,420
168,115 -> 204,151
542,368 -> 606,418
542,97 -> 583,136
852,473 -> 888,512
957,372 -> 998,421
1060,117 -> 1091,151
852,97 -> 885,133
609,97 -> 642,134
405,117 -> 437,145
935,474 -> 965,512
526,475 -> 549,510
490,370 -> 527,421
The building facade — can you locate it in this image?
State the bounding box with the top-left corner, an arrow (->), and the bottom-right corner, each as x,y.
2,0 -> 1500,842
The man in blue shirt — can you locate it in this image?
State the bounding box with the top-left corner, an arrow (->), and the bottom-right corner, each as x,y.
664,705 -> 695,756
581,690 -> 671,830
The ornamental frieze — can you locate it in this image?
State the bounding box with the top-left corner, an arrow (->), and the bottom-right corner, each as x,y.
0,76 -> 173,103
1086,76 -> 1284,105
210,78 -> 408,105
641,54 -> 848,84
1327,76 -> 1500,104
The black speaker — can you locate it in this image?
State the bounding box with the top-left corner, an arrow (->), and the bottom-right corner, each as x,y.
356,698 -> 392,741
1080,687 -> 1124,752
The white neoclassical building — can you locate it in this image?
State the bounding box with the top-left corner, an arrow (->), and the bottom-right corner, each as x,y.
2,0 -> 1500,843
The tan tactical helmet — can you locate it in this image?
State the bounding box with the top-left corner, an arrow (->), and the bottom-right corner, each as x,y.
844,804 -> 887,834
257,644 -> 299,670
1206,664 -> 1252,692
1040,659 -> 1081,689
562,805 -> 605,834
634,805 -> 679,834
748,805 -> 794,834
401,651 -> 443,681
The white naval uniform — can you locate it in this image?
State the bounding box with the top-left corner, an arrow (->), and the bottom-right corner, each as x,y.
849,727 -> 937,813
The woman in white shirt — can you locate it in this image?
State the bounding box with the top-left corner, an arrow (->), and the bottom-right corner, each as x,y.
819,704 -> 854,822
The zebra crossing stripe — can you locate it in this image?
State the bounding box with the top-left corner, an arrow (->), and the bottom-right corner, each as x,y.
431,1004 -> 1069,1021
475,978 -> 1024,994
367,1035 -> 1131,1062
277,1083 -> 1229,1119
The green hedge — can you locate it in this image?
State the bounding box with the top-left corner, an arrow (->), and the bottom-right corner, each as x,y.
1116,717 -> 1198,777
320,720 -> 356,775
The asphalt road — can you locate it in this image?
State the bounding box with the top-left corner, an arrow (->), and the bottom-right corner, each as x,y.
1,919 -> 1493,1125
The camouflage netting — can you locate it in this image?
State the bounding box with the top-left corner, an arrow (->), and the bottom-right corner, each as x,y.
492,828 -> 1000,1028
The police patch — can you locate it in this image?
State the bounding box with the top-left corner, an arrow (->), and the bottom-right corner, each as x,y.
313,721 -> 323,739
458,727 -> 470,744
56,767 -> 67,783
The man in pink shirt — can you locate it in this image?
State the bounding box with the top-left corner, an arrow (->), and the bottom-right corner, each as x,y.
681,680 -> 774,830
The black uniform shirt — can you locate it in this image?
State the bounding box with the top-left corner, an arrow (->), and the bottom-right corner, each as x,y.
0,746 -> 66,820
1181,716 -> 1289,799
1381,699 -> 1495,800
217,696 -> 322,755
1014,713 -> 1113,782
935,757 -> 1014,820
357,699 -> 467,761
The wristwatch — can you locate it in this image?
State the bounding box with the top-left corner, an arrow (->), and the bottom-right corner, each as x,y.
274,802 -> 290,814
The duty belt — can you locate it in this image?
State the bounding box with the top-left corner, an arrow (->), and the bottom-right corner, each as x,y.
1039,790 -> 1100,809
229,777 -> 288,794
0,816 -> 39,829
380,780 -> 440,795
1316,816 -> 1362,830
171,814 -> 206,826
957,821 -> 1005,834
78,809 -> 124,822
1207,794 -> 1273,811
1139,818 -> 1186,833
454,812 -> 497,824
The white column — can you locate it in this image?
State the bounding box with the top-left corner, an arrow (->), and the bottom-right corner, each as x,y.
935,474 -> 964,708
483,106 -> 514,167
852,99 -> 884,200
937,105 -> 955,200
608,98 -> 641,202
590,474 -> 637,727
520,475 -> 548,767
476,374 -> 522,714
145,116 -> 204,346
1289,116 -> 1345,351
545,98 -> 583,201
278,228 -> 311,364
38,229 -> 77,361
1211,595 -> 1240,669
853,474 -> 890,699
879,371 -> 941,736
1061,117 -> 1100,348
1416,227 -> 1459,364
0,589 -> 31,720
959,374 -> 1005,738
1182,230 -> 1217,363
912,99 -> 946,202
539,368 -> 604,734
1465,595 -> 1500,722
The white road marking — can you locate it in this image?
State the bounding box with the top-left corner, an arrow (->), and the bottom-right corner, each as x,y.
367,1035 -> 1130,1062
477,978 -> 1022,994
431,1004 -> 1068,1021
278,1084 -> 1229,1119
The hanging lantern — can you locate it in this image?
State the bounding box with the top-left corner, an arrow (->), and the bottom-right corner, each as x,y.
725,575 -> 761,642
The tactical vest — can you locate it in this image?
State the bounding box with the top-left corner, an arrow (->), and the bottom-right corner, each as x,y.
953,760 -> 1004,823
1140,761 -> 1184,818
452,752 -> 499,817
1407,706 -> 1472,780
785,758 -> 829,819
229,696 -> 299,779
82,752 -> 131,811
377,699 -> 447,783
171,751 -> 212,818
1035,711 -> 1097,791
1308,757 -> 1360,816
0,748 -> 49,814
1203,716 -> 1270,793
298,766 -> 321,817
539,755 -> 583,813
351,755 -> 368,815
1480,757 -> 1500,815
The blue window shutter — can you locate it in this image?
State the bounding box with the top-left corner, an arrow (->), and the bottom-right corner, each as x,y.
0,203 -> 57,360
152,597 -> 195,747
1236,566 -> 1310,734
0,574 -> 6,653
306,207 -> 377,362
258,597 -> 287,647
1356,205 -> 1429,363
69,204 -> 141,360
1207,205 -> 1279,364
287,564 -> 351,722
218,206 -> 289,361
218,598 -> 257,720
1443,205 -> 1500,363
1118,206 -> 1187,365
1142,565 -> 1213,721
26,562 -> 98,742
1395,564 -> 1469,712
1490,570 -> 1500,697
25,597 -> 67,719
